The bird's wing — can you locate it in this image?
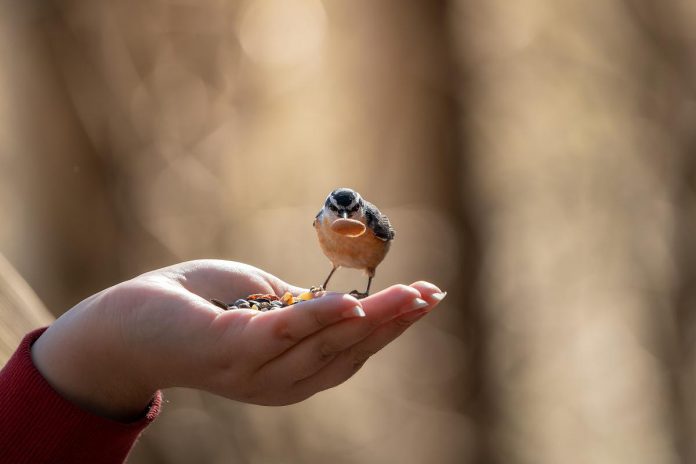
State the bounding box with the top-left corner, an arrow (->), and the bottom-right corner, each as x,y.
364,201 -> 395,241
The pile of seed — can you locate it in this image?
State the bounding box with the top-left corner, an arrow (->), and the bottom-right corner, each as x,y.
210,287 -> 324,312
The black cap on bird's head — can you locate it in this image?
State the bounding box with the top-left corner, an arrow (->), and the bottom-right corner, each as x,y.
324,187 -> 363,219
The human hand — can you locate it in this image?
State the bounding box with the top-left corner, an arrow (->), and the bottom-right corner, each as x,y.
31,260 -> 446,421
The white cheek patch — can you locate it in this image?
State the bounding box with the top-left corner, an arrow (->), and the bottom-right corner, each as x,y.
323,207 -> 337,220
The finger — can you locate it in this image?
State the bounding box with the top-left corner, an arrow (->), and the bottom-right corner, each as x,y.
257,284 -> 430,383
346,285 -> 446,363
409,281 -> 447,305
344,284 -> 446,368
359,284 -> 425,324
289,286 -> 446,397
246,292 -> 365,359
255,318 -> 371,385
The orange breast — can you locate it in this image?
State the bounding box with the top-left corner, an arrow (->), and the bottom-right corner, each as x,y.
315,216 -> 390,274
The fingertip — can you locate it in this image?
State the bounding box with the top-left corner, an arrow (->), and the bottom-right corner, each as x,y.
289,292 -> 363,320
322,291 -> 362,307
406,282 -> 448,311
358,284 -> 424,321
387,283 -> 422,299
342,305 -> 366,318
329,293 -> 365,317
409,281 -> 443,297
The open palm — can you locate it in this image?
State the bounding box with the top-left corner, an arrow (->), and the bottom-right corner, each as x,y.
32,260 -> 445,420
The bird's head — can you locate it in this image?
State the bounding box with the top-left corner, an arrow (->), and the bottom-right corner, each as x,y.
323,187 -> 364,221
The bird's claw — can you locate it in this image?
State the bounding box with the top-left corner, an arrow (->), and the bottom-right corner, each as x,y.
349,290 -> 369,299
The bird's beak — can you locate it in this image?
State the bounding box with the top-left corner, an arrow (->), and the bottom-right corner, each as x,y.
339,210 -> 348,219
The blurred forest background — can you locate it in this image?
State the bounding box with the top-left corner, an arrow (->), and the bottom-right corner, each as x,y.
2,0 -> 696,463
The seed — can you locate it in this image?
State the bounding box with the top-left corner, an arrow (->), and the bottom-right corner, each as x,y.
247,293 -> 279,301
298,291 -> 316,301
281,292 -> 296,305
210,298 -> 229,310
211,289 -> 327,312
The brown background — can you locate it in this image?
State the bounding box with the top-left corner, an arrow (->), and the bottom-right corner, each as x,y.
2,1 -> 696,463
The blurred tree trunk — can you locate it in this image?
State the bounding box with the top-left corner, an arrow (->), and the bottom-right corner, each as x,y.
450,1 -> 695,462
623,2 -> 696,462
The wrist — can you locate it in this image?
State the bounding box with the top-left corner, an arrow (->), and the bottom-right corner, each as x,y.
31,293 -> 158,422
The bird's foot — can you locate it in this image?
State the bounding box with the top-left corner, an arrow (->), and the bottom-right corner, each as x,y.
349,290 -> 369,299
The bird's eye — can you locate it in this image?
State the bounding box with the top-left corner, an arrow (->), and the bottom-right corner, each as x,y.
350,203 -> 360,212
328,204 -> 338,212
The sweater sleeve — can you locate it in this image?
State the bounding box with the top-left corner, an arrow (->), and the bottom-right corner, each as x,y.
0,328 -> 162,464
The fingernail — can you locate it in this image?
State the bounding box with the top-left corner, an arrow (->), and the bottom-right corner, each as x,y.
403,298 -> 429,313
342,305 -> 366,318
431,292 -> 447,302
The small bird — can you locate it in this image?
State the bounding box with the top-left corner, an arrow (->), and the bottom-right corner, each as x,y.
313,188 -> 395,298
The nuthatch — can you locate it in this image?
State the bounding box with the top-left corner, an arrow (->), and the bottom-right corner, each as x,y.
313,188 -> 395,298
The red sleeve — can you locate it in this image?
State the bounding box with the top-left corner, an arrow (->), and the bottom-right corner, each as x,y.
0,328 -> 162,464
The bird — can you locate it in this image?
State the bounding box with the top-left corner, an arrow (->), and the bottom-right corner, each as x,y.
313,188 -> 395,298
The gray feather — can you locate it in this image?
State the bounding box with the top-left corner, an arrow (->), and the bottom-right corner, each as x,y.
364,201 -> 395,241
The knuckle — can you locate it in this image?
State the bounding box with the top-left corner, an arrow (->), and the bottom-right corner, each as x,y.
351,347 -> 375,369
313,309 -> 329,329
351,358 -> 368,372
394,315 -> 418,328
273,320 -> 302,344
317,341 -> 342,363
364,316 -> 383,331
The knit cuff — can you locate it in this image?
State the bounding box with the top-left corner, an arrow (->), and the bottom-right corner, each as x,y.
0,327 -> 162,463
